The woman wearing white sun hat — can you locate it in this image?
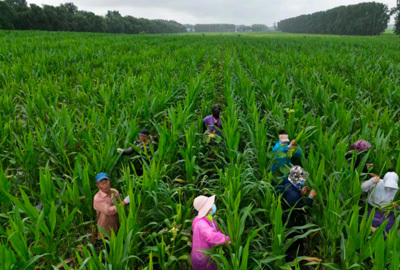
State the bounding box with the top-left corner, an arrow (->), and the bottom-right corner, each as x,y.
190,195 -> 230,270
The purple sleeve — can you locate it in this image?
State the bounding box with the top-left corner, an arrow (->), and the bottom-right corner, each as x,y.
203,115 -> 210,125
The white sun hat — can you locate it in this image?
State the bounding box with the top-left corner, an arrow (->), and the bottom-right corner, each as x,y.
193,195 -> 215,218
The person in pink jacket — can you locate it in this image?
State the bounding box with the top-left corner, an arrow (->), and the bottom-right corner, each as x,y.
191,195 -> 230,270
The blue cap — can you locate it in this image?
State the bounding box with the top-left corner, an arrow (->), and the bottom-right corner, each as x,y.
95,172 -> 109,182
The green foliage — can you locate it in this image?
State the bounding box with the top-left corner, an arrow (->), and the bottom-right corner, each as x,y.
0,1 -> 186,33
1,31 -> 400,269
394,5 -> 400,35
278,2 -> 391,35
194,24 -> 236,32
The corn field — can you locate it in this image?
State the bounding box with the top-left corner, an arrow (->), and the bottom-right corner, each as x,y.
1,31 -> 400,269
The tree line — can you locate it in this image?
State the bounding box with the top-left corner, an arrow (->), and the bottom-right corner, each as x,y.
184,24 -> 272,33
237,24 -> 272,32
0,0 -> 187,34
194,24 -> 236,32
392,2 -> 400,35
277,2 -> 390,36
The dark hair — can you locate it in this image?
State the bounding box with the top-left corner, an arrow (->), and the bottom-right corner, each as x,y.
388,168 -> 396,172
279,129 -> 287,135
139,129 -> 150,136
212,105 -> 221,113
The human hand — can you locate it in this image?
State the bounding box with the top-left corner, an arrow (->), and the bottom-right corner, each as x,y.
393,202 -> 398,208
309,189 -> 317,198
301,186 -> 310,196
366,163 -> 374,168
370,173 -> 378,177
374,176 -> 380,183
123,195 -> 130,204
117,148 -> 124,154
289,140 -> 296,147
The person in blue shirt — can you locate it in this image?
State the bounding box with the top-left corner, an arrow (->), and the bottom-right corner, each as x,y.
271,130 -> 302,172
277,165 -> 316,261
277,165 -> 316,210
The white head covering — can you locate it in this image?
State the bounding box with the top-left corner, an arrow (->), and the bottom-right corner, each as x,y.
288,166 -> 309,185
368,171 -> 399,208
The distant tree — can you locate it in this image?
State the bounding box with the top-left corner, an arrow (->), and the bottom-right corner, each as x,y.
42,5 -> 61,31
277,2 -> 390,35
393,3 -> 400,35
194,24 -> 235,32
0,1 -> 16,29
28,4 -> 48,30
5,0 -> 30,29
184,24 -> 195,32
71,12 -> 88,32
74,11 -> 105,32
105,11 -> 126,33
237,25 -> 251,32
0,1 -> 187,34
251,24 -> 270,32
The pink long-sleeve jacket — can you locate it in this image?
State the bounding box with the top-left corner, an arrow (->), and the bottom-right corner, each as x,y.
190,216 -> 230,270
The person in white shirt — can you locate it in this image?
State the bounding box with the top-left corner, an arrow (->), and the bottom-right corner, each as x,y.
361,168 -> 398,237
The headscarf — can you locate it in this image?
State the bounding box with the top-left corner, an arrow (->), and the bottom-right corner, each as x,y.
288,166 -> 309,185
368,171 -> 399,208
349,140 -> 371,153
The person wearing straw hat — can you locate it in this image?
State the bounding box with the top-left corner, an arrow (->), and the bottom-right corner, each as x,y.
271,130 -> 302,172
117,129 -> 158,156
361,168 -> 399,237
191,195 -> 230,270
93,172 -> 130,240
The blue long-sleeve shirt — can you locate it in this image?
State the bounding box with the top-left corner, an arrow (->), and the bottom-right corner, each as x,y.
271,141 -> 302,172
277,178 -> 313,209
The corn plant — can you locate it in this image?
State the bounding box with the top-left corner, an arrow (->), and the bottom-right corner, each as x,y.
2,31 -> 400,269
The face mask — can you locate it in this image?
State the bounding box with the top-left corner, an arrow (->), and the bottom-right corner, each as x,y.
209,204 -> 217,215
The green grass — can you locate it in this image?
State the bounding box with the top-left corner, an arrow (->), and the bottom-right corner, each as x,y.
1,30 -> 400,269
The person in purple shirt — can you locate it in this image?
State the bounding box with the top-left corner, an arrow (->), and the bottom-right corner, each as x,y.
203,106 -> 222,136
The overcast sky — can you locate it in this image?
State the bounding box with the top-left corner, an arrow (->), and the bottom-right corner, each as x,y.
26,0 -> 396,26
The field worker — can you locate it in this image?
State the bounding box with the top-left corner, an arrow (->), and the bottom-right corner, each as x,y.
93,173 -> 130,240
203,105 -> 223,136
277,166 -> 316,210
361,168 -> 399,237
277,166 -> 316,261
271,130 -> 302,172
117,129 -> 158,156
191,195 -> 230,270
345,139 -> 373,172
